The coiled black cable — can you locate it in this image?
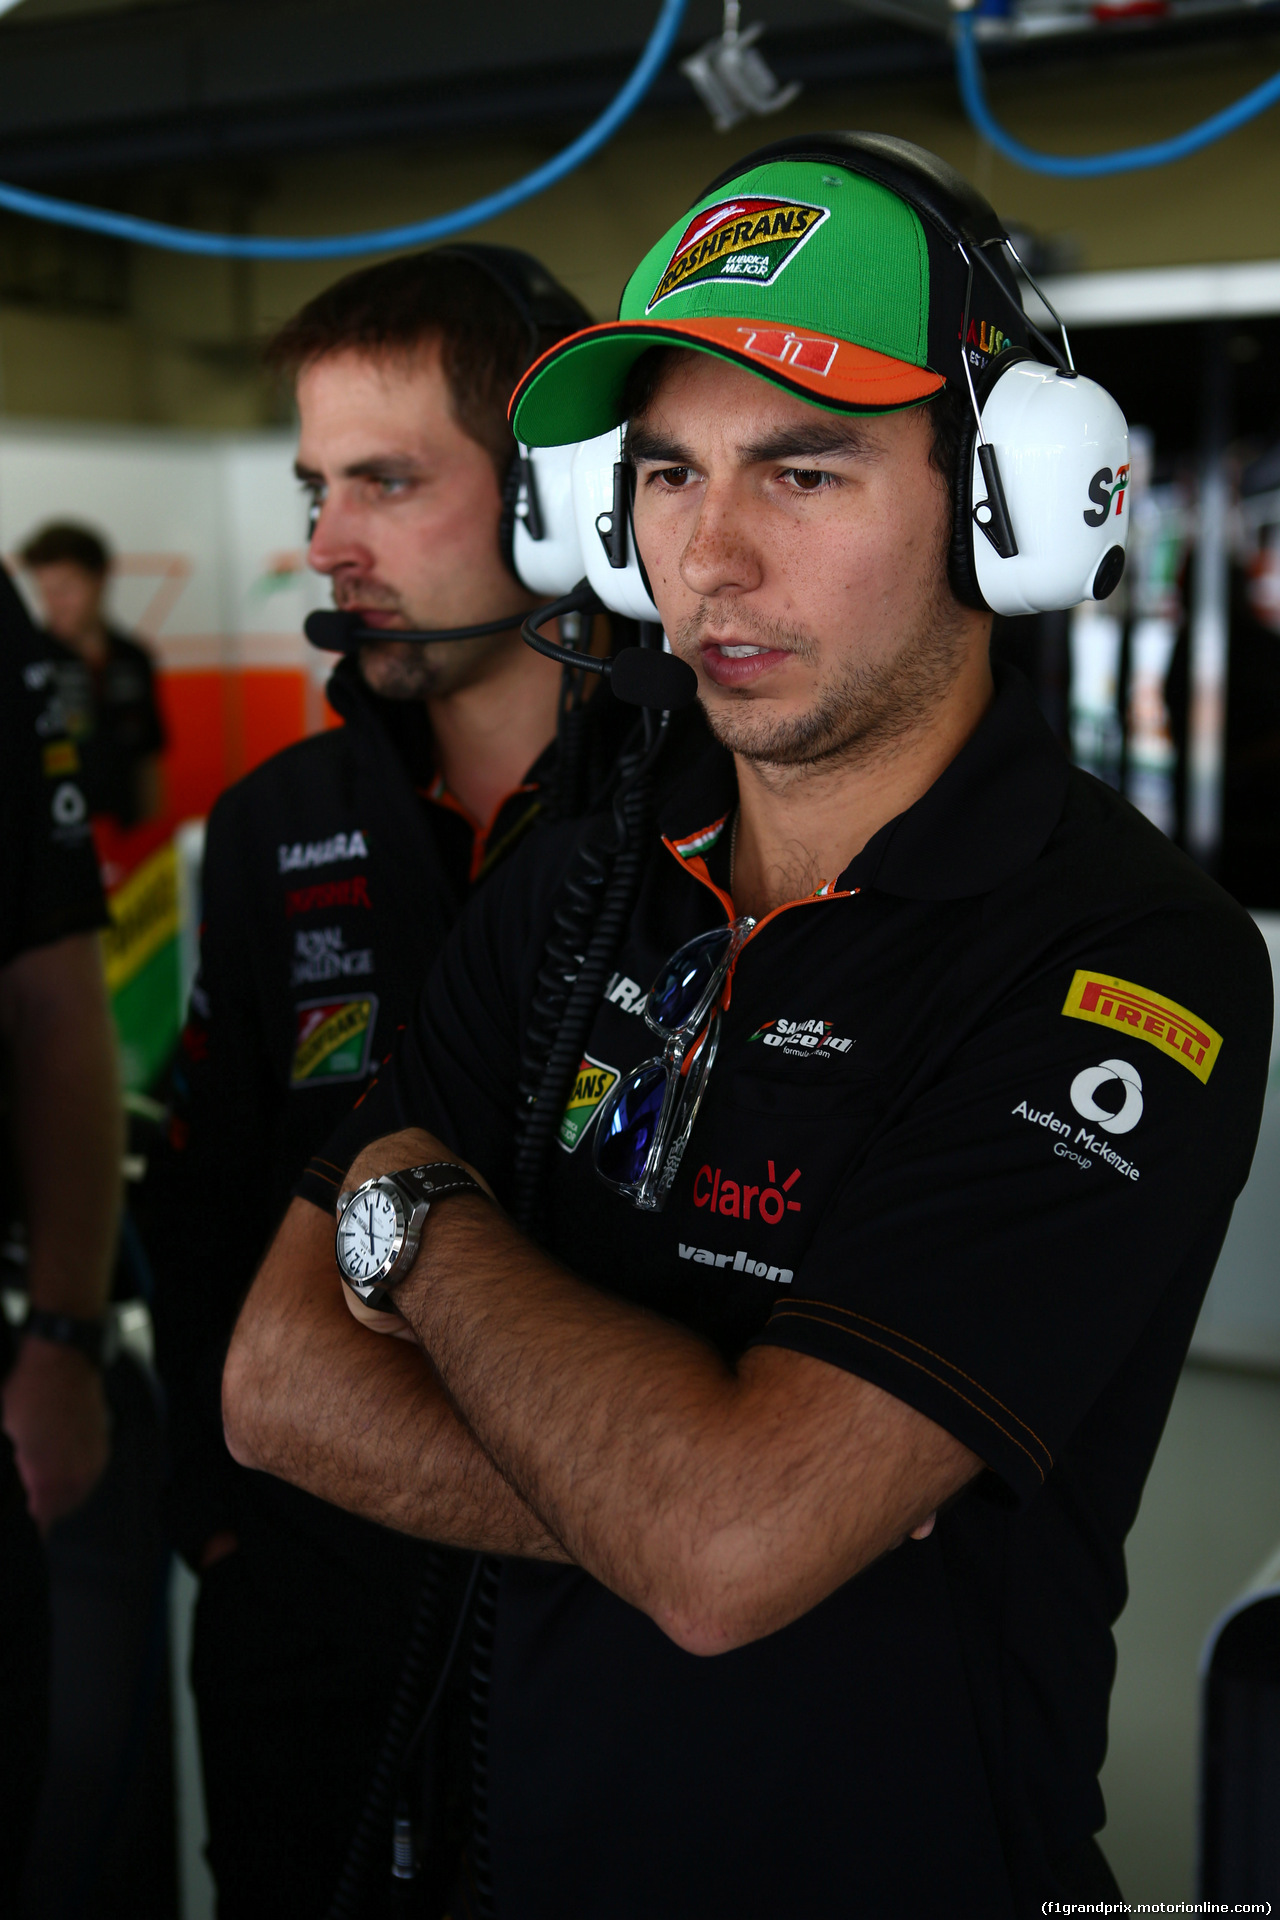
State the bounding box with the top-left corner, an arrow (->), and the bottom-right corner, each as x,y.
324,1550 -> 448,1920
330,624 -> 671,1920
511,711 -> 661,1236
467,652 -> 670,1916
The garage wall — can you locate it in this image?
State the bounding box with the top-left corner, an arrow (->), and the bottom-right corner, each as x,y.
5,32 -> 1280,426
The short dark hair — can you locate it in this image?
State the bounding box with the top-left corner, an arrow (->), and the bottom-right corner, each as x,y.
19,521 -> 111,575
265,251 -> 576,481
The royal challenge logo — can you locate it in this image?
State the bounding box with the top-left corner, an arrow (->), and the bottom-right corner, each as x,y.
646,198 -> 829,312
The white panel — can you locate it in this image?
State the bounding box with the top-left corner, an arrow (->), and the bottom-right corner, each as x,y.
1034,260 -> 1280,330
0,419 -> 333,707
1191,913 -> 1280,1371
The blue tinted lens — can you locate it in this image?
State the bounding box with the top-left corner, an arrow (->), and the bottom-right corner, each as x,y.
648,927 -> 734,1032
595,1062 -> 669,1187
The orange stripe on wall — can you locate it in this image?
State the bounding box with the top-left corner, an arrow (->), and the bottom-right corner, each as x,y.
154,667 -> 334,828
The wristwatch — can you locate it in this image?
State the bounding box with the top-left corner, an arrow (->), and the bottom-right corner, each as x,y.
21,1307 -> 117,1370
334,1161 -> 485,1309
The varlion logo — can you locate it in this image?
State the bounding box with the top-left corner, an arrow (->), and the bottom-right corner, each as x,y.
1062,969 -> 1221,1083
679,1243 -> 793,1285
646,197 -> 829,311
558,1053 -> 619,1153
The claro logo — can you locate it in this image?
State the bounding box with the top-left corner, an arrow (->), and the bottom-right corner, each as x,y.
693,1159 -> 801,1223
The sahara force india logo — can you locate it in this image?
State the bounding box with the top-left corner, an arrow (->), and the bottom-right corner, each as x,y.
747,1016 -> 854,1060
1061,969 -> 1221,1084
646,197 -> 829,311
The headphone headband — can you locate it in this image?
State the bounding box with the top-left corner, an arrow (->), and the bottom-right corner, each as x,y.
697,132 -> 1010,256
432,243 -> 591,357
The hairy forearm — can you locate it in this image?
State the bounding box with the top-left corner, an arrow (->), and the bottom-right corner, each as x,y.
397,1194 -> 976,1653
222,1199 -> 568,1559
0,934 -> 122,1315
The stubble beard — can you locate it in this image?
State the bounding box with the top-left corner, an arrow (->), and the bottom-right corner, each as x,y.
679,567 -> 972,775
337,586 -> 506,702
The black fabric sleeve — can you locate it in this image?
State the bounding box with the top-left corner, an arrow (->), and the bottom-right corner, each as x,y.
0,568 -> 106,967
296,819 -> 588,1215
148,788 -> 278,1565
756,903 -> 1272,1506
130,640 -> 167,756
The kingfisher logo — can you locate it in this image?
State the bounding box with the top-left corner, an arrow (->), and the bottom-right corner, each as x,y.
1083,464 -> 1130,528
646,197 -> 829,310
693,1159 -> 801,1224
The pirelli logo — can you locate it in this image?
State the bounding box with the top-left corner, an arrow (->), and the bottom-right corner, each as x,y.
1062,970 -> 1222,1084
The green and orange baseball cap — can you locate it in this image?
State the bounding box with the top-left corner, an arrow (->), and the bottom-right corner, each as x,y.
510,135 -> 1028,448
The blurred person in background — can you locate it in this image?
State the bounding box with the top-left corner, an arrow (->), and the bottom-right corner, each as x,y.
147,244 -> 629,1919
20,520 -> 166,830
0,563 -> 119,1912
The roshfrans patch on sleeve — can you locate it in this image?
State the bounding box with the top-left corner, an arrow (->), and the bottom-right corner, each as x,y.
645,198 -> 829,312
1061,969 -> 1222,1083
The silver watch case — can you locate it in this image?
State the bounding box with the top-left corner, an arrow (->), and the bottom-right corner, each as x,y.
334,1174 -> 430,1307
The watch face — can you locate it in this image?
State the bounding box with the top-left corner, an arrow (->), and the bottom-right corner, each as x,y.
337,1184 -> 404,1284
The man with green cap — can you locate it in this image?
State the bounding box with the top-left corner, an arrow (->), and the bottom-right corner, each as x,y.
225,137 -> 1270,1916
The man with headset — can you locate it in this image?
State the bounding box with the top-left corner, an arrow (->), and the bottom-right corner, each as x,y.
149,243 -> 607,1918
225,140 -> 1270,1914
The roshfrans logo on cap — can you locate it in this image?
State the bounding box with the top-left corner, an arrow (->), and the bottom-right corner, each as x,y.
646,197 -> 829,312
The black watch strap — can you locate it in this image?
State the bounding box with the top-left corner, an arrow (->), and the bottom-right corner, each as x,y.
395,1162 -> 485,1209
22,1307 -> 112,1369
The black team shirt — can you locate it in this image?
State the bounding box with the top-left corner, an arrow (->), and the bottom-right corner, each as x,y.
300,668 -> 1271,1918
0,569 -> 107,1394
152,654 -> 627,1573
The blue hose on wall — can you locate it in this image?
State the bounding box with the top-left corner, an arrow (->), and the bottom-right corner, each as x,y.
0,0 -> 688,258
954,6 -> 1280,177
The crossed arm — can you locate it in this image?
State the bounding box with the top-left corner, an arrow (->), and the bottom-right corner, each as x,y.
224,1127 -> 981,1655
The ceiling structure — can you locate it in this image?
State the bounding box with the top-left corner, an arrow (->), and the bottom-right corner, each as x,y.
0,0 -> 1275,184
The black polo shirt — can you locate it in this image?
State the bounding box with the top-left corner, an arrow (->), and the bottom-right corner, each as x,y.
50,627 -> 165,829
0,565 -> 106,1392
300,667 -> 1271,1918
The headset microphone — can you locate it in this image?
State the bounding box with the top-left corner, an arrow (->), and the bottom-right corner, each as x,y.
521,584 -> 699,711
304,608 -> 535,653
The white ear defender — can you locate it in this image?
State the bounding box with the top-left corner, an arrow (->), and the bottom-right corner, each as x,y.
510,440 -> 583,599
685,133 -> 1132,620
966,351 -> 1130,617
571,427 -> 662,624
953,235 -> 1129,618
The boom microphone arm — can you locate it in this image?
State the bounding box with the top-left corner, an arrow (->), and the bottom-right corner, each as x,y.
304,608 -> 532,652
306,586 -> 699,711
520,582 -> 698,712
